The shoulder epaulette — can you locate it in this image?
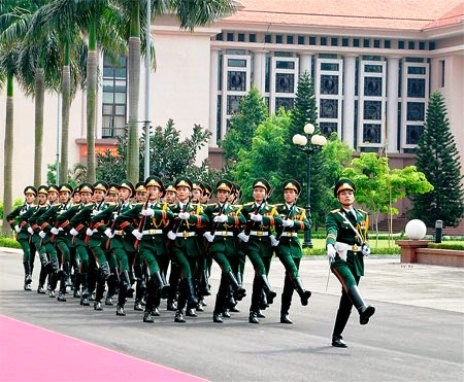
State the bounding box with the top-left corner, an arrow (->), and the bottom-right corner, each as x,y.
330,208 -> 341,213
243,202 -> 254,206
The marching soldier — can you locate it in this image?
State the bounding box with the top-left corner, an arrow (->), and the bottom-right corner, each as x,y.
237,178 -> 279,324
118,176 -> 172,323
106,180 -> 136,316
203,179 -> 247,323
6,186 -> 37,290
167,177 -> 209,323
37,184 -> 70,300
28,185 -> 52,294
326,178 -> 375,348
273,179 -> 312,324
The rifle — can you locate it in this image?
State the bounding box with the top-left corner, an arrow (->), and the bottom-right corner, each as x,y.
171,200 -> 191,234
276,203 -> 295,241
105,203 -> 122,250
244,187 -> 274,235
134,196 -> 152,250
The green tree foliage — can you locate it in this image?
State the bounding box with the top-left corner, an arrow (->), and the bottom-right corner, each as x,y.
411,91 -> 464,228
95,119 -> 214,185
343,152 -> 433,241
232,110 -> 291,201
220,87 -> 268,164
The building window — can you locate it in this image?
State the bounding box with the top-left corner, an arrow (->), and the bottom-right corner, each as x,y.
320,37 -> 327,46
287,35 -> 294,44
309,36 -> 316,45
270,56 -> 298,113
353,38 -> 360,47
331,37 -> 338,46
298,35 -> 305,45
102,55 -> 127,138
408,41 -> 415,50
384,40 -> 391,49
227,32 -> 234,41
398,41 -> 405,49
373,39 -> 380,48
238,33 -> 245,42
342,38 -> 349,47
265,34 -> 272,43
249,34 -> 256,43
363,39 -> 370,48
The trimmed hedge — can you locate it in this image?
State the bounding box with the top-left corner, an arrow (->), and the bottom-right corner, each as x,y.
428,243 -> 464,251
0,236 -> 21,249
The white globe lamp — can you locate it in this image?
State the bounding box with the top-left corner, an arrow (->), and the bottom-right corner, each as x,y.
405,219 -> 427,240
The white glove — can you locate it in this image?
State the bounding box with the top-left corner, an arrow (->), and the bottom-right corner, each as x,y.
104,228 -> 114,239
86,228 -> 94,236
50,227 -> 60,235
269,234 -> 280,247
282,219 -> 294,228
14,225 -> 21,233
132,229 -> 143,241
250,213 -> 263,222
203,232 -> 214,243
27,226 -> 34,235
362,243 -> 371,257
39,231 -> 46,239
69,228 -> 79,236
141,208 -> 154,217
178,212 -> 190,220
58,227 -> 63,232
167,230 -> 176,241
327,244 -> 336,261
213,214 -> 228,223
237,231 -> 249,243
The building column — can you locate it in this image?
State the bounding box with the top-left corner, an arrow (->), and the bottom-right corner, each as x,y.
299,53 -> 312,77
387,56 -> 400,153
343,54 -> 356,148
253,50 -> 266,95
209,48 -> 219,147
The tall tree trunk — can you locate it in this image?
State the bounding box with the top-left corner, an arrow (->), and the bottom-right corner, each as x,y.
2,74 -> 14,236
86,19 -> 97,183
60,64 -> 70,184
34,68 -> 44,187
127,35 -> 141,184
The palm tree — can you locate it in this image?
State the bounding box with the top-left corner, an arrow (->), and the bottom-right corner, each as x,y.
117,0 -> 238,184
0,0 -> 30,235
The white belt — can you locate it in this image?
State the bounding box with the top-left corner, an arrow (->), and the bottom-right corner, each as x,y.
335,241 -> 361,252
280,232 -> 298,237
176,231 -> 197,238
142,229 -> 163,235
214,231 -> 234,237
114,230 -> 125,236
249,231 -> 269,237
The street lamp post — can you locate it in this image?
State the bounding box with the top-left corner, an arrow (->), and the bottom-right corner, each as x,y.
292,123 -> 327,248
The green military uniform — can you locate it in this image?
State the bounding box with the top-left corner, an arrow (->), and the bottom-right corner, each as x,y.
6,186 -> 37,290
239,178 -> 280,323
68,183 -> 96,305
168,177 -> 209,323
203,180 -> 247,323
274,179 -> 312,324
28,185 -> 52,293
326,178 -> 375,348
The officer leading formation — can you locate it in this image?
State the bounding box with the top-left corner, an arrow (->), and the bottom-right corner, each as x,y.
7,176 -> 375,347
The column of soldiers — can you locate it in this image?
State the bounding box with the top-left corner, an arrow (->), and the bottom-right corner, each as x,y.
7,176 -> 375,347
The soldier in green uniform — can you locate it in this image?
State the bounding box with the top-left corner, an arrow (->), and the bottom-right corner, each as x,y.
167,177 -> 209,323
37,184 -> 67,299
28,185 -> 52,294
162,182 -> 180,311
6,186 -> 37,290
106,180 -> 136,316
203,179 -> 247,323
326,178 -> 375,348
90,184 -> 120,307
67,183 -> 96,306
238,178 -> 279,324
118,176 -> 172,322
274,179 -> 312,324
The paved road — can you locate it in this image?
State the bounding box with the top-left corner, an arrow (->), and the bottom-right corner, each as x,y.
1,248 -> 463,381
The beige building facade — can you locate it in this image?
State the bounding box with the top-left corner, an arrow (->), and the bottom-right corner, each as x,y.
1,1 -> 463,232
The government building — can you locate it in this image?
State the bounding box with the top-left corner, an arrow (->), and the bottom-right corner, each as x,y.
1,0 -> 463,230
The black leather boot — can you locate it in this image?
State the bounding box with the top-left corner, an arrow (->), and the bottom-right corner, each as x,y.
280,278 -> 293,324
121,270 -> 134,298
23,262 -> 32,291
331,292 -> 353,347
332,335 -> 348,348
116,304 -> 126,316
185,277 -> 198,310
174,310 -> 186,323
94,301 -> 103,311
348,285 -> 375,325
213,313 -> 223,323
260,274 -> 276,305
293,277 -> 312,306
143,279 -> 155,323
228,271 -> 246,301
248,311 -> 259,324
80,273 -> 90,306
